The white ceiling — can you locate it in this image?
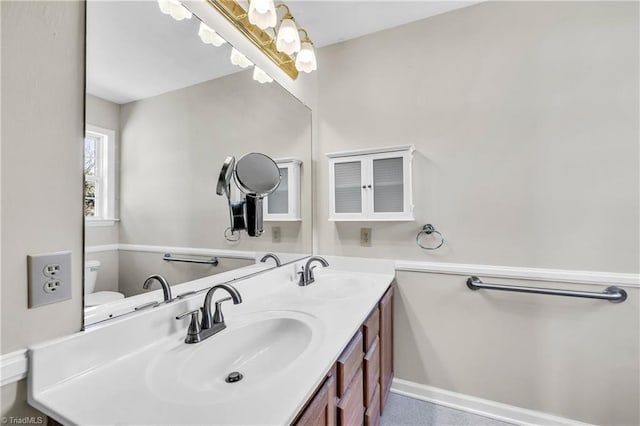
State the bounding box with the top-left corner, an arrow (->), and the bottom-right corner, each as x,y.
87,1 -> 477,104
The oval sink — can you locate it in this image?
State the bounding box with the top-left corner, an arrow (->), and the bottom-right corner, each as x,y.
146,310 -> 319,405
300,272 -> 369,299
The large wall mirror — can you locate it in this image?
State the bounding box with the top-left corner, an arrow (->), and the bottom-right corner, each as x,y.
84,1 -> 312,326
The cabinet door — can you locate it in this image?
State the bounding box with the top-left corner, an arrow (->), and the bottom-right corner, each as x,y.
329,157 -> 366,220
295,374 -> 336,426
366,152 -> 413,221
379,286 -> 394,414
264,161 -> 301,221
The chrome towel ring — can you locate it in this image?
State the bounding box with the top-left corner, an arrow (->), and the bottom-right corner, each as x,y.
416,224 -> 445,250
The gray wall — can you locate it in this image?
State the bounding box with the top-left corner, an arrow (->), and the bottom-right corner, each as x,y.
317,1 -> 639,274
315,2 -> 639,424
1,0 -> 84,418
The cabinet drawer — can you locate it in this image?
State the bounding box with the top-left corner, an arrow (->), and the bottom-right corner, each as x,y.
362,307 -> 379,352
337,367 -> 364,426
364,384 -> 381,426
337,331 -> 363,398
363,337 -> 380,407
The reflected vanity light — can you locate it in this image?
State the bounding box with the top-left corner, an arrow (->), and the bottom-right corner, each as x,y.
253,66 -> 274,84
157,0 -> 192,21
198,22 -> 227,47
230,47 -> 254,68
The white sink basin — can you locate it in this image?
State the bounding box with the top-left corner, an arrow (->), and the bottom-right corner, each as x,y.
300,272 -> 370,299
146,310 -> 318,405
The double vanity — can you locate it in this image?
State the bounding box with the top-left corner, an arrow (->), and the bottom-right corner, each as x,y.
28,256 -> 395,425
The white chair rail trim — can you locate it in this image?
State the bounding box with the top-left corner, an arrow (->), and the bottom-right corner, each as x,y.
395,260 -> 640,288
84,244 -> 256,260
1,349 -> 28,387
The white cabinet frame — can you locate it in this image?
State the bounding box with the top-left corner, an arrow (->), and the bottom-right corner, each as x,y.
327,145 -> 414,221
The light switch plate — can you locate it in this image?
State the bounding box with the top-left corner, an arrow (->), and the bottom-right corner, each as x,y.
28,251 -> 72,308
360,228 -> 372,247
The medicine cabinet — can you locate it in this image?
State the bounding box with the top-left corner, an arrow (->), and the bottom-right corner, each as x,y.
327,145 -> 414,221
264,158 -> 302,221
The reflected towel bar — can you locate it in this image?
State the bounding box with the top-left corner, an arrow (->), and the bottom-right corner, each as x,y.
163,253 -> 219,266
466,276 -> 627,304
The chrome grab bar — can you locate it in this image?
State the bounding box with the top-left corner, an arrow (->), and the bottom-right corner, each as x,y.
466,276 -> 627,304
163,253 -> 219,266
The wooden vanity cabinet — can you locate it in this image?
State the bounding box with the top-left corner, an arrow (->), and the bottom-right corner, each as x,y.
293,286 -> 394,426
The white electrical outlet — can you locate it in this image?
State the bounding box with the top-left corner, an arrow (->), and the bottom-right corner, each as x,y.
28,251 -> 72,308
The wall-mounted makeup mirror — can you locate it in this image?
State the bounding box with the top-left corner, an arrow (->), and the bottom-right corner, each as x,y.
83,1 -> 312,326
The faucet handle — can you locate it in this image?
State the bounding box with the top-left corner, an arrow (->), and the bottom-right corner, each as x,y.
297,267 -> 305,286
213,297 -> 233,324
176,309 -> 202,344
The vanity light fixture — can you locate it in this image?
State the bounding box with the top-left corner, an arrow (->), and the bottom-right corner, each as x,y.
275,5 -> 300,55
248,0 -> 277,30
253,66 -> 274,84
198,22 -> 227,47
295,29 -> 316,73
230,47 -> 254,68
157,0 -> 192,21
206,0 -> 317,79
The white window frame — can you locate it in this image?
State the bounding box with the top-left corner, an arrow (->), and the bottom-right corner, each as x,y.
85,124 -> 117,226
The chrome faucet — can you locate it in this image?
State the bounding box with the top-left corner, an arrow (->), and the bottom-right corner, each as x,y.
298,256 -> 329,286
143,274 -> 173,302
176,283 -> 242,344
260,253 -> 281,267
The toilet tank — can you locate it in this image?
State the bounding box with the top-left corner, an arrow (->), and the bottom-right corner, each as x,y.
84,260 -> 101,294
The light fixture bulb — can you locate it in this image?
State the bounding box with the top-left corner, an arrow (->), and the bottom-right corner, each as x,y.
253,66 -> 273,84
295,42 -> 317,73
248,0 -> 276,29
276,18 -> 301,55
198,22 -> 226,47
157,0 -> 192,21
230,47 -> 253,69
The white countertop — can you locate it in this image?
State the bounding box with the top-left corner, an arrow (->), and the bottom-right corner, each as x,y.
28,256 -> 395,425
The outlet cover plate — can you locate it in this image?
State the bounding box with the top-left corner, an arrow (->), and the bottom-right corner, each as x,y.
28,251 -> 72,308
272,226 -> 281,243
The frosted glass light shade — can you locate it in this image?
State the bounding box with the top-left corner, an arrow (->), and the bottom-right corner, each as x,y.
253,66 -> 273,84
230,47 -> 253,68
276,18 -> 301,55
157,0 -> 192,21
248,0 -> 277,29
295,42 -> 317,73
198,22 -> 226,47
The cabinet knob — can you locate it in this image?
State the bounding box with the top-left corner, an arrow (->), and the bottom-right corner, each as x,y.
362,185 -> 366,189
367,185 -> 372,189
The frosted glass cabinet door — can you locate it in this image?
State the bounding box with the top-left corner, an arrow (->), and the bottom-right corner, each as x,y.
264,159 -> 301,221
334,161 -> 362,213
372,157 -> 403,213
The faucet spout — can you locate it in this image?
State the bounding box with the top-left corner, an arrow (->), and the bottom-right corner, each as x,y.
299,256 -> 329,286
260,253 -> 281,266
201,284 -> 242,329
143,274 -> 173,302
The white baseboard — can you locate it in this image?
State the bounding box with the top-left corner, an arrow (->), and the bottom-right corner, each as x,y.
1,349 -> 28,386
390,378 -> 592,426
